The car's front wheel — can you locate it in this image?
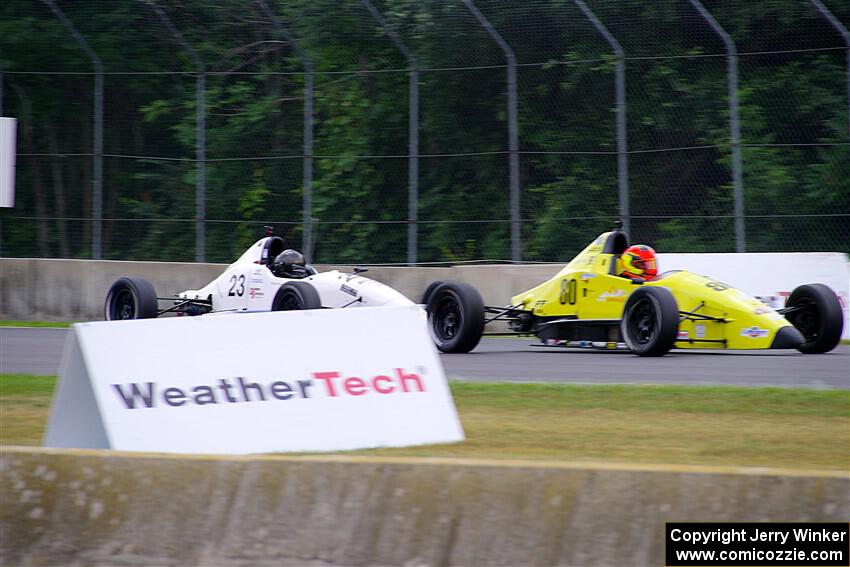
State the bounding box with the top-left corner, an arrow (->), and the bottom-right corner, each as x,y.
426,281 -> 485,353
272,281 -> 322,311
785,283 -> 844,354
105,277 -> 159,320
620,286 -> 679,356
420,280 -> 446,305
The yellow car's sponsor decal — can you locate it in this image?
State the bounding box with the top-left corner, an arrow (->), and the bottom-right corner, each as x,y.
740,326 -> 769,338
597,289 -> 627,303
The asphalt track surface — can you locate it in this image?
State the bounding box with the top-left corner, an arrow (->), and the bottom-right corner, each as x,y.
2,327 -> 848,389
446,337 -> 849,389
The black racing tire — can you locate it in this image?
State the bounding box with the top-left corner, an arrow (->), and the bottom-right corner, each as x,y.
785,283 -> 844,354
105,277 -> 159,320
620,286 -> 679,357
420,280 -> 445,305
272,281 -> 322,311
426,281 -> 485,353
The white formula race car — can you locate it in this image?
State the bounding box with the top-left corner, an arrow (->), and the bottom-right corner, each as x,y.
104,233 -> 415,320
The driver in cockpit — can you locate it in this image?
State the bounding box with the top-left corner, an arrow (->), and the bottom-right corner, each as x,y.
618,244 -> 658,280
270,249 -> 311,279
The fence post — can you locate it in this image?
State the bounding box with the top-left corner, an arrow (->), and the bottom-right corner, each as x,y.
572,0 -> 628,235
463,0 -> 521,262
256,0 -> 315,263
809,0 -> 850,140
0,64 -> 3,256
361,0 -> 419,265
143,1 -> 207,263
688,0 -> 745,252
42,0 -> 104,260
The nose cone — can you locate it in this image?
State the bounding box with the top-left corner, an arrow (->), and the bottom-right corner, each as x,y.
771,326 -> 805,350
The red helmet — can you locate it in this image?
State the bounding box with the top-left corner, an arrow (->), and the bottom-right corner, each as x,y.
621,244 -> 658,279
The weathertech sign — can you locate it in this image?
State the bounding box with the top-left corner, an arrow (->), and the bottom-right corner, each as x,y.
45,306 -> 464,454
112,368 -> 427,409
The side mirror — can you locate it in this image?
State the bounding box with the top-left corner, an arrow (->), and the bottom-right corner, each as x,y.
354,266 -> 369,275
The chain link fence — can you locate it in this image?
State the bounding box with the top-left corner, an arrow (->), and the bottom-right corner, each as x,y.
1,0 -> 848,264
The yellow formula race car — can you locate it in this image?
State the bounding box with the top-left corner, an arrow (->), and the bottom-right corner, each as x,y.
423,222 -> 844,356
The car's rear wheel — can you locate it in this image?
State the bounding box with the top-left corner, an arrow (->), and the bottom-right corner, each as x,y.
620,286 -> 678,357
785,283 -> 844,354
272,281 -> 322,311
105,277 -> 159,320
426,281 -> 485,353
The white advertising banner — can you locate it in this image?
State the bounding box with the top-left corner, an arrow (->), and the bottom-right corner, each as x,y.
658,252 -> 850,339
44,305 -> 464,454
0,117 -> 16,208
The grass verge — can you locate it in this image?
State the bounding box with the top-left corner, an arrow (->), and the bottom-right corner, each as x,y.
2,375 -> 848,470
1,375 -> 56,445
0,320 -> 74,328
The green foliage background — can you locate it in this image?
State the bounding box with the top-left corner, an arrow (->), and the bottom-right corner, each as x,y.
0,0 -> 847,263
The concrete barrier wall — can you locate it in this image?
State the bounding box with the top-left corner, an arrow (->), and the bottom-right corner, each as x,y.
0,259 -> 228,321
1,257 -> 847,330
2,448 -> 847,567
0,258 -> 561,321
